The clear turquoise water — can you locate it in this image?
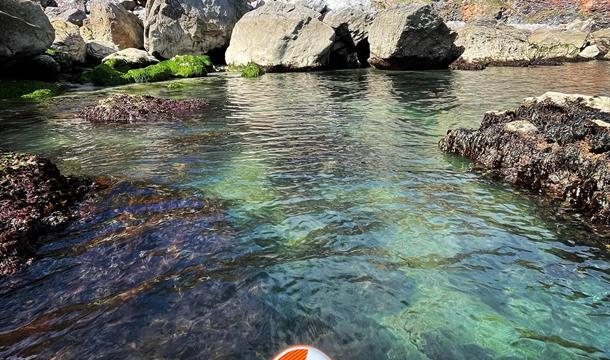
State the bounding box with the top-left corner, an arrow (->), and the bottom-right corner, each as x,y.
0,62 -> 609,359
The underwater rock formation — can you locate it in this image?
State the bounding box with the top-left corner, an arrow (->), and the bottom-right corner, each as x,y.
0,152 -> 96,275
79,94 -> 208,123
440,92 -> 610,225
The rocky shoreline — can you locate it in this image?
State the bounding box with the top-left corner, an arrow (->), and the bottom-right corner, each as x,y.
2,0 -> 610,90
0,152 -> 98,275
440,93 -> 610,226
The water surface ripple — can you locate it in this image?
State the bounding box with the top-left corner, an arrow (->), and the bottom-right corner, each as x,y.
1,62 -> 610,359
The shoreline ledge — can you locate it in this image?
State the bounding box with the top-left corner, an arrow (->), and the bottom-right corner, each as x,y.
440,92 -> 610,226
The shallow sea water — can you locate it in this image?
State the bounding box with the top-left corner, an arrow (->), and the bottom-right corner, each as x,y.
0,62 -> 609,359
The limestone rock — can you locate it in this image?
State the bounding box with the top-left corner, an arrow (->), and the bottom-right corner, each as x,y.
273,0 -> 327,12
528,28 -> 589,60
564,18 -> 596,33
144,0 -> 249,59
225,2 -> 335,70
368,4 -> 462,70
86,40 -> 119,63
591,28 -> 610,58
88,0 -> 144,50
271,0 -> 375,12
323,9 -> 375,67
579,44 -> 601,59
45,6 -> 87,26
51,19 -> 87,64
102,47 -> 158,68
54,0 -> 86,12
0,0 -> 55,64
451,24 -> 533,67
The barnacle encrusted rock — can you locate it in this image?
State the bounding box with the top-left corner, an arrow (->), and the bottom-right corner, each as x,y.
439,92 -> 610,225
0,152 -> 96,275
79,94 -> 208,124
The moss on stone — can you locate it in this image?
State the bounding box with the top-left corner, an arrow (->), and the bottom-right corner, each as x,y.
164,55 -> 213,78
124,62 -> 173,83
241,62 -> 264,78
82,54 -> 214,87
83,63 -> 131,86
228,62 -> 265,78
0,80 -> 62,101
103,58 -> 131,73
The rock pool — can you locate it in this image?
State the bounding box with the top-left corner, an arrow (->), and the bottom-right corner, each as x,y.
0,62 -> 609,359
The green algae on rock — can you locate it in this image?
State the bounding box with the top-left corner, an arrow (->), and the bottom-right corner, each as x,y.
439,92 -> 610,226
78,94 -> 208,124
0,80 -> 62,101
83,55 -> 214,86
0,152 -> 96,276
241,62 -> 264,78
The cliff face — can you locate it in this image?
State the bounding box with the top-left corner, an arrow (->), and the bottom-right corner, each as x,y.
445,0 -> 609,26
379,0 -> 610,27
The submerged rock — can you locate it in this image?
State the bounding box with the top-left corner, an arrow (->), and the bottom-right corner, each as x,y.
0,152 -> 96,276
79,94 -> 208,123
439,92 -> 610,226
368,3 -> 462,70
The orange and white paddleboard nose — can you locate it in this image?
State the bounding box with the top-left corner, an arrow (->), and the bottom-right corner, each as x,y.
272,345 -> 331,360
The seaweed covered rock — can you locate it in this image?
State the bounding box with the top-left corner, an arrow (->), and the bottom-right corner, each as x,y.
439,92 -> 610,225
79,94 -> 208,123
83,54 -> 212,86
0,80 -> 62,101
0,152 -> 96,275
102,48 -> 159,70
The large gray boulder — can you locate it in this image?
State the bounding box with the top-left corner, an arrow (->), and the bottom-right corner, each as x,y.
528,28 -> 589,60
0,0 -> 55,64
225,2 -> 335,70
368,4 -> 462,70
88,0 -> 144,50
451,24 -> 534,67
85,39 -> 119,63
144,0 -> 249,59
